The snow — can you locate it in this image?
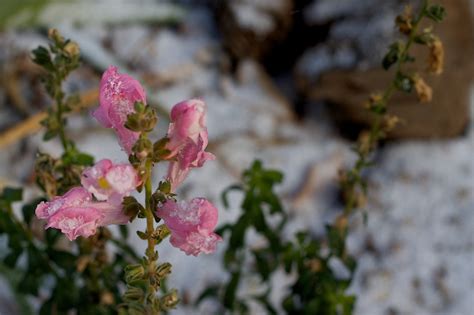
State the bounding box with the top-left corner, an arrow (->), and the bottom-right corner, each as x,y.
0,3 -> 473,315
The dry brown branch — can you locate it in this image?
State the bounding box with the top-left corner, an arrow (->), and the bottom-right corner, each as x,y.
0,89 -> 98,149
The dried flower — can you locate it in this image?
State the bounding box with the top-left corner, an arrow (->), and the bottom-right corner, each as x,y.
383,114 -> 400,132
156,198 -> 222,256
396,5 -> 413,35
428,38 -> 444,75
357,131 -> 372,156
414,75 -> 433,103
94,66 -> 147,154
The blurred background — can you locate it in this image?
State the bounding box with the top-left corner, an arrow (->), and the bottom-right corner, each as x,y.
0,0 -> 472,314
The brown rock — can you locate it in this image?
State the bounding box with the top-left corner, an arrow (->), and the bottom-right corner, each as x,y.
214,0 -> 293,60
305,0 -> 473,139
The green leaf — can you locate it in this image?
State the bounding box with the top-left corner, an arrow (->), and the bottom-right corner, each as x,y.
122,196 -> 144,222
32,46 -> 53,71
425,4 -> 446,22
196,285 -> 220,304
221,184 -> 242,209
1,187 -> 23,202
45,227 -> 62,246
62,150 -> 94,166
3,250 -> 22,268
119,225 -> 129,239
382,42 -> 401,70
394,72 -> 414,93
22,198 -> 44,225
223,271 -> 241,309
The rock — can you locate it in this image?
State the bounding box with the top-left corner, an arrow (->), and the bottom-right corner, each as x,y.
300,0 -> 473,139
214,0 -> 293,59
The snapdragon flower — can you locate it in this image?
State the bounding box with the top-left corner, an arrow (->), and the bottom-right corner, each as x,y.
81,159 -> 140,205
94,66 -> 146,154
157,198 -> 221,256
165,99 -> 215,191
35,187 -> 129,240
36,159 -> 140,241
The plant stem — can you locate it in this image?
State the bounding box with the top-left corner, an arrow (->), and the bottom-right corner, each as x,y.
54,76 -> 70,153
343,0 -> 429,215
144,157 -> 156,263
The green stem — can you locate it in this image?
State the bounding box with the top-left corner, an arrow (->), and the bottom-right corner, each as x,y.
54,76 -> 70,153
343,1 -> 429,214
145,159 -> 155,261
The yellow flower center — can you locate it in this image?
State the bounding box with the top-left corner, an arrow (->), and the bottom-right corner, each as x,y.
98,177 -> 110,189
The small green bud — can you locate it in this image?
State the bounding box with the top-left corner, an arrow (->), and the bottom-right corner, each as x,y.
125,103 -> 158,132
152,225 -> 171,244
125,113 -> 142,132
48,28 -> 64,44
136,230 -> 148,240
123,287 -> 145,302
155,262 -> 172,279
146,248 -> 158,261
158,180 -> 171,194
152,137 -> 171,162
160,289 -> 179,311
122,196 -> 144,221
125,264 -> 146,283
132,136 -> 153,160
142,106 -> 158,132
64,41 -> 80,57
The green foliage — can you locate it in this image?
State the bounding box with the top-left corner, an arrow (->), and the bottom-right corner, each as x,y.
198,3 -> 446,314
425,4 -> 446,22
0,29 -> 142,314
382,42 -> 401,70
0,187 -> 141,313
199,161 -> 357,314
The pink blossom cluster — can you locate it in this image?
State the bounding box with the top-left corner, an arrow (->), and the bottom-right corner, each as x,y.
35,160 -> 139,240
36,66 -> 221,256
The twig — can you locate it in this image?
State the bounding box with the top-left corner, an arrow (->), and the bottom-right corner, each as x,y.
0,89 -> 98,149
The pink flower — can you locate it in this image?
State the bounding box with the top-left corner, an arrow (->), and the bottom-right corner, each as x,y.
94,66 -> 147,154
165,99 -> 215,191
156,198 -> 222,256
35,187 -> 129,241
35,187 -> 92,220
81,159 -> 140,205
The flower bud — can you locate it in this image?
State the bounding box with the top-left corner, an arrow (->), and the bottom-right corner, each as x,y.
48,28 -> 64,44
132,137 -> 153,160
125,264 -> 145,283
155,262 -> 172,279
64,41 -> 80,57
160,289 -> 179,310
123,287 -> 145,302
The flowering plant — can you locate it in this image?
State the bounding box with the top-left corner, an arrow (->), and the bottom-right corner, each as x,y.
0,1 -> 445,314
35,62 -> 221,313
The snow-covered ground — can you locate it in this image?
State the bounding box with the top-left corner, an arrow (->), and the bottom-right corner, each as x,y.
0,2 -> 472,314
